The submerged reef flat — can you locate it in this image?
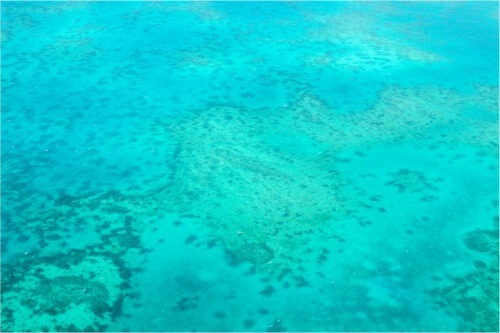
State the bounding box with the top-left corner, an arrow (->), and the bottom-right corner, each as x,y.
1,1 -> 499,332
157,82 -> 498,273
1,188 -> 154,331
287,86 -> 498,151
162,105 -> 346,270
427,225 -> 499,332
306,8 -> 444,71
2,253 -> 121,331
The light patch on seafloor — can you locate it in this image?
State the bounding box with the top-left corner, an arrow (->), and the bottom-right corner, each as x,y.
305,9 -> 443,71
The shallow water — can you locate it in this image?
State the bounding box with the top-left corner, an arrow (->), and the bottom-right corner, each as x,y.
1,2 -> 498,332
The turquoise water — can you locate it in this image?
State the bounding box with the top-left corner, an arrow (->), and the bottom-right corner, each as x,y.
1,1 -> 499,331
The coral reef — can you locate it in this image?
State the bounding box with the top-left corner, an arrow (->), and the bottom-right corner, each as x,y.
1,188 -> 152,331
425,226 -> 499,331
226,242 -> 275,266
305,9 -> 443,71
385,169 -> 439,201
463,229 -> 498,254
2,2 -> 498,331
162,105 -> 346,272
2,254 -> 122,332
427,257 -> 499,332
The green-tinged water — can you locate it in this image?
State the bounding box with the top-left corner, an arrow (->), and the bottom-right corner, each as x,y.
1,1 -> 498,332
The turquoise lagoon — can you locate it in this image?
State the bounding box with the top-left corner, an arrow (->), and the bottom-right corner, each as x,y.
1,1 -> 499,332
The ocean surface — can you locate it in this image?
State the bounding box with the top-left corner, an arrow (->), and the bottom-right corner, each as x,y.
1,1 -> 499,332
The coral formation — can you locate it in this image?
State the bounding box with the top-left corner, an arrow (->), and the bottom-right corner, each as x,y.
226,242 -> 275,266
385,169 -> 438,196
426,226 -> 499,331
1,187 -> 152,331
1,1 -> 498,331
463,229 -> 498,254
161,105 -> 346,272
427,256 -> 499,332
2,254 -> 122,332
